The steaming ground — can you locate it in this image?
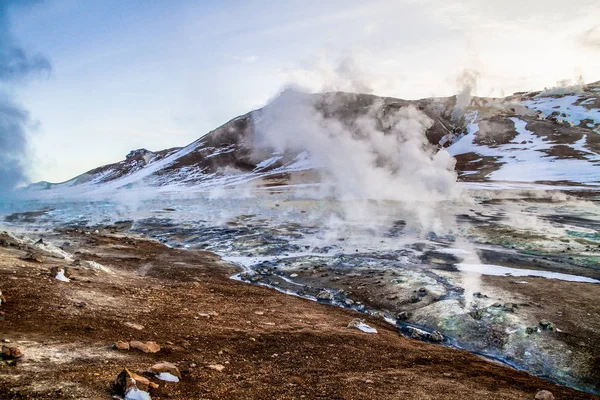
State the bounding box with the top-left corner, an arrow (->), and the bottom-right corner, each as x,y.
2,183 -> 600,394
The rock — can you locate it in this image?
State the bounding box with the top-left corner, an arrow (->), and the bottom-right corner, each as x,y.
526,326 -> 538,334
418,287 -> 427,296
1,345 -> 23,359
124,322 -> 145,330
535,390 -> 555,400
207,364 -> 225,372
115,341 -> 130,350
148,361 -> 181,382
397,311 -> 410,321
409,295 -> 421,304
428,331 -> 444,342
130,341 -> 161,353
316,290 -> 334,301
407,327 -> 423,340
344,299 -> 354,306
114,368 -> 155,399
469,310 -> 483,320
21,251 -> 44,263
539,320 -> 555,331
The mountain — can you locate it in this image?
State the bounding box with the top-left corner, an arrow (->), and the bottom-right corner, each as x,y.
27,81 -> 600,195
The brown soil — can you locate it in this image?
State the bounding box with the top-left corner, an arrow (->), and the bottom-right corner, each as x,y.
0,232 -> 596,400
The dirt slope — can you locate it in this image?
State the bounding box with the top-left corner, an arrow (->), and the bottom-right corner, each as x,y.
0,231 -> 596,399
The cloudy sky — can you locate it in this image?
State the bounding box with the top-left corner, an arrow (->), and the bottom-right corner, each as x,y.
3,0 -> 600,183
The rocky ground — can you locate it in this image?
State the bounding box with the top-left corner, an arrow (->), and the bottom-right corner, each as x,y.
0,230 -> 597,399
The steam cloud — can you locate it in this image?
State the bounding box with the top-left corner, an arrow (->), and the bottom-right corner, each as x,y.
452,69 -> 479,121
254,88 -> 459,232
0,1 -> 51,193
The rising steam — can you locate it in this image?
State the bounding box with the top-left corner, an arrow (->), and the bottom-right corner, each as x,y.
253,87 -> 459,232
0,1 -> 51,194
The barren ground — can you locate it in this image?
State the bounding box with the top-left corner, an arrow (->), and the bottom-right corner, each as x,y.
0,231 -> 597,400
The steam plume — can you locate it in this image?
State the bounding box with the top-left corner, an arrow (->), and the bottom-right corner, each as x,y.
0,1 -> 51,193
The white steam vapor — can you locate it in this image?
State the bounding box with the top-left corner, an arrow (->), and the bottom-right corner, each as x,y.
253,88 -> 459,232
452,69 -> 479,121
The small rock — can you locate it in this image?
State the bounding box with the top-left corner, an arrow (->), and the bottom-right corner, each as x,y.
344,299 -> 354,306
397,311 -> 410,321
316,290 -> 334,301
409,295 -> 421,304
539,320 -> 555,331
129,341 -> 160,353
535,390 -> 555,400
207,364 -> 225,372
115,341 -> 130,350
148,361 -> 181,382
21,251 -> 44,263
290,273 -> 298,278
114,368 -> 154,399
124,322 -> 145,331
428,331 -> 444,342
526,326 -> 538,335
1,345 -> 23,359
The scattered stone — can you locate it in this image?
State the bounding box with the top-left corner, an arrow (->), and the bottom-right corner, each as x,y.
115,341 -> 130,350
130,341 -> 161,353
428,331 -> 444,342
347,318 -> 377,333
254,311 -> 265,315
491,302 -> 502,308
469,310 -> 483,320
207,364 -> 225,372
397,311 -> 410,321
148,361 -> 181,382
526,327 -> 538,335
124,322 -> 145,331
1,345 -> 23,360
418,287 -> 427,296
535,390 -> 555,400
316,290 -> 334,301
409,295 -> 421,304
114,368 -> 154,400
21,251 -> 44,263
344,299 -> 354,306
539,320 -> 555,331
290,273 -> 298,278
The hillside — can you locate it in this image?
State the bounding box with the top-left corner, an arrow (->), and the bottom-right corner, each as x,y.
26,82 -> 600,195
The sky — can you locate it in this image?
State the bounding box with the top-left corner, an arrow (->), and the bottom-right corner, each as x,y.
2,0 -> 600,184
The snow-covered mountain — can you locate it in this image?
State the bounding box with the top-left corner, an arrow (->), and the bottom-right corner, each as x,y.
27,81 -> 600,195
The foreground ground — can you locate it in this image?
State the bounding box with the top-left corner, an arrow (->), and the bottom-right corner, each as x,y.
0,230 -> 597,399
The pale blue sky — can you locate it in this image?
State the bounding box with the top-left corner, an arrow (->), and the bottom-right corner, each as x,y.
5,0 -> 600,183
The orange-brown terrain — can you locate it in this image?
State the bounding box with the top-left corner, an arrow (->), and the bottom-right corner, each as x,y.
0,230 -> 597,400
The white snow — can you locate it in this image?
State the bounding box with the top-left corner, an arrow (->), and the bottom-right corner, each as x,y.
522,95 -> 600,127
55,269 -> 70,282
447,115 -> 600,184
125,387 -> 151,400
455,263 -> 600,283
436,248 -> 471,255
355,322 -> 378,333
156,372 -> 180,382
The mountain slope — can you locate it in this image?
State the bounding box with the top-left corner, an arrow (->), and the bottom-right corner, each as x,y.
28,81 -> 600,194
